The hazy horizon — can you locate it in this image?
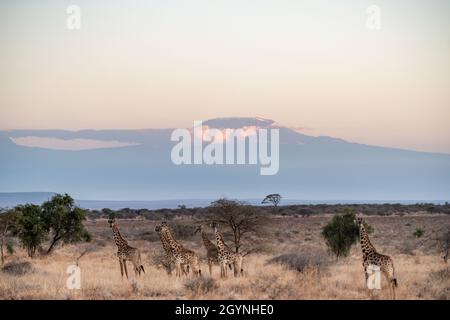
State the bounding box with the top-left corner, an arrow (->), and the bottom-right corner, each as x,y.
0,192 -> 448,210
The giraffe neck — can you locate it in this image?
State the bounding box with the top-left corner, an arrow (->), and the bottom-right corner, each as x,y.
162,227 -> 183,251
359,223 -> 376,255
201,230 -> 216,251
112,225 -> 128,248
214,228 -> 228,251
158,230 -> 171,252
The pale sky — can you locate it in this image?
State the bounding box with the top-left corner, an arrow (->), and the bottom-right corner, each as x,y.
0,0 -> 449,153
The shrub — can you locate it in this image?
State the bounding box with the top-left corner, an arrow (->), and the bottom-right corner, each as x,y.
184,277 -> 218,297
149,249 -> 174,275
413,228 -> 425,238
417,267 -> 450,300
429,267 -> 450,282
2,261 -> 33,276
268,252 -> 330,273
321,209 -> 359,259
171,224 -> 197,240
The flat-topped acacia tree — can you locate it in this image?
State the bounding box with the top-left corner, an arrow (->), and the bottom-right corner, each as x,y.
206,198 -> 268,254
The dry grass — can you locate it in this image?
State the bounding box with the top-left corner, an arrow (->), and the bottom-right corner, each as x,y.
0,215 -> 449,300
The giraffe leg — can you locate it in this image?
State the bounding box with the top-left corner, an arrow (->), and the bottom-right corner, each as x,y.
391,282 -> 396,300
208,260 -> 212,276
220,262 -> 224,278
381,268 -> 397,300
123,260 -> 129,279
119,259 -> 124,278
223,263 -> 227,278
137,252 -> 145,276
131,260 -> 139,277
381,272 -> 392,300
237,256 -> 244,277
184,264 -> 189,276
175,262 -> 182,278
194,258 -> 201,277
363,265 -> 372,299
364,266 -> 368,283
388,274 -> 397,300
179,264 -> 186,276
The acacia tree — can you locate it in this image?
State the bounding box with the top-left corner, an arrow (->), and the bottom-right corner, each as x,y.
206,198 -> 267,254
41,194 -> 90,254
13,204 -> 46,257
0,208 -> 16,265
262,194 -> 282,209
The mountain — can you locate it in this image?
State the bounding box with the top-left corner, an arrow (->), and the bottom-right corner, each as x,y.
1,117 -> 449,201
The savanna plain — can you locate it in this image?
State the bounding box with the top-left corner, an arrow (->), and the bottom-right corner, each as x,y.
0,213 -> 449,300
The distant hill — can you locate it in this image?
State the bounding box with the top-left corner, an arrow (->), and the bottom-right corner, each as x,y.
0,192 -> 56,208
1,117 -> 449,201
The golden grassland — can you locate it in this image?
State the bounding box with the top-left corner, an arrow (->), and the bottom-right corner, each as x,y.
0,215 -> 449,300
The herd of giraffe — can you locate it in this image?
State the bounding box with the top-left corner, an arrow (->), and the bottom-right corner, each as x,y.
108,216 -> 398,299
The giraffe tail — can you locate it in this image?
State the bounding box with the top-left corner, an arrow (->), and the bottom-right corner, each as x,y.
392,278 -> 397,287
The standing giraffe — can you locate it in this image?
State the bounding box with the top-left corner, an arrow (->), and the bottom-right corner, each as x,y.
108,218 -> 145,279
155,222 -> 201,278
356,216 -> 397,299
195,225 -> 219,275
210,222 -> 243,278
155,223 -> 189,276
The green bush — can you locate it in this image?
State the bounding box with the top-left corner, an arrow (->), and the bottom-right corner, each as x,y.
13,204 -> 46,257
322,209 -> 359,259
414,228 -> 425,238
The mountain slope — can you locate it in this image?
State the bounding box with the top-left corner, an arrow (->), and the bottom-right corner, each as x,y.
0,117 -> 449,200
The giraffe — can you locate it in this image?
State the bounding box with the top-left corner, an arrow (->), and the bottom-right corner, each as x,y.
356,216 -> 397,299
194,225 -> 219,275
108,218 -> 145,279
210,222 -> 243,278
155,222 -> 201,278
155,223 -> 189,276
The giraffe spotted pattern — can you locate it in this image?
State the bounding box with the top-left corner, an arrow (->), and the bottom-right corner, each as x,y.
356,216 -> 397,299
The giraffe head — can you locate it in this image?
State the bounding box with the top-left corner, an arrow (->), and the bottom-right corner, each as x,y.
194,225 -> 203,234
355,215 -> 364,226
108,218 -> 116,228
210,222 -> 219,230
157,222 -> 173,238
155,222 -> 169,233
